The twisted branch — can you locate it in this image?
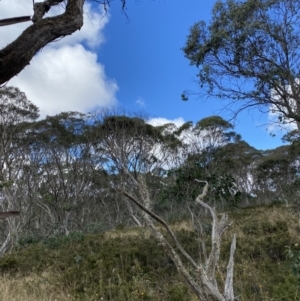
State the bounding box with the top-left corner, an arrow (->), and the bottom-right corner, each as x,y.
32,0 -> 65,23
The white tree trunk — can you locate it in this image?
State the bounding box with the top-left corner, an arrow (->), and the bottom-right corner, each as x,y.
123,177 -> 236,301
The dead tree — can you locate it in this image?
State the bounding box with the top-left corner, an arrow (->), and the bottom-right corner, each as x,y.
124,176 -> 236,301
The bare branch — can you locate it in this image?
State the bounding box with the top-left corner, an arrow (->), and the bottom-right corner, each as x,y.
0,0 -> 131,84
0,211 -> 20,219
0,16 -> 31,27
194,180 -> 234,295
123,190 -> 199,269
195,179 -> 209,201
125,178 -> 236,301
224,234 -> 236,301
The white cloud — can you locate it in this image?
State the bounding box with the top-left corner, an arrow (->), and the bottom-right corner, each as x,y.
46,2 -> 109,49
0,1 -> 33,48
148,116 -> 228,157
267,110 -> 297,134
1,1 -> 117,117
136,97 -> 146,107
267,85 -> 298,134
10,45 -> 118,117
148,117 -> 185,128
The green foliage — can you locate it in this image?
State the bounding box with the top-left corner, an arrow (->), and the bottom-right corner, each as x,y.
285,245 -> 300,279
0,206 -> 299,301
230,208 -> 300,300
100,115 -> 164,143
240,220 -> 289,262
0,232 -> 198,300
18,235 -> 41,247
0,180 -> 14,190
32,112 -> 87,146
282,130 -> 300,145
255,144 -> 300,203
182,0 -> 300,126
160,163 -> 241,211
194,115 -> 233,132
167,284 -> 189,301
41,232 -> 85,250
0,86 -> 39,122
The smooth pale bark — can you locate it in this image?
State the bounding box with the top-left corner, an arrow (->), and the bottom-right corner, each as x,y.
0,0 -> 84,85
224,235 -> 236,301
124,176 -> 236,301
0,232 -> 11,255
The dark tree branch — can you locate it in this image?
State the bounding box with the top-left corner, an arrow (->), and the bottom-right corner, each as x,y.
0,211 -> 20,219
0,0 -> 129,85
0,16 -> 31,27
0,0 -> 84,85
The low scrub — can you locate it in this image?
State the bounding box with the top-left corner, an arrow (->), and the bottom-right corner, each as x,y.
0,205 -> 299,301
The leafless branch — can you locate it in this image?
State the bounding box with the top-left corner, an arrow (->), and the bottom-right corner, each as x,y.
0,16 -> 31,27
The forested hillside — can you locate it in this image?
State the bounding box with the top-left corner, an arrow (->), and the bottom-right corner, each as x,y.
2,0 -> 300,300
0,86 -> 299,300
0,86 -> 299,252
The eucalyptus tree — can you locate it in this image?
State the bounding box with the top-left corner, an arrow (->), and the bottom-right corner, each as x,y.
92,112 -> 237,301
184,116 -> 240,173
193,116 -> 239,151
160,116 -> 243,210
212,141 -> 262,205
28,112 -> 99,236
183,0 -> 300,132
255,143 -> 300,204
91,112 -> 176,226
0,86 -> 39,254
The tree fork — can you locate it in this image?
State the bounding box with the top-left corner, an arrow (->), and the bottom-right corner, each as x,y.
124,178 -> 236,301
0,0 -> 84,85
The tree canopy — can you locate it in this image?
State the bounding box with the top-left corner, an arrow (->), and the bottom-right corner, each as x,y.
183,0 -> 300,132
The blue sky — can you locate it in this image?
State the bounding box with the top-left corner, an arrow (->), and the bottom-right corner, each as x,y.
98,0 -> 285,150
1,0 -> 288,150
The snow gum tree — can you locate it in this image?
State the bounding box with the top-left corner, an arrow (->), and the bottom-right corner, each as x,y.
183,0 -> 300,132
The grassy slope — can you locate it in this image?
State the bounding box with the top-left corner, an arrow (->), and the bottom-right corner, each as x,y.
0,205 -> 299,301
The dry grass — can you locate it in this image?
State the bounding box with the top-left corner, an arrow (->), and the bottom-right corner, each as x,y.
230,205 -> 300,240
0,205 -> 299,301
0,271 -> 72,301
104,220 -> 194,240
105,206 -> 300,242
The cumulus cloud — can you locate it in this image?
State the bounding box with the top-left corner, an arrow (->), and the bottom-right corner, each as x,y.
1,1 -> 117,118
10,45 -> 118,117
0,1 -> 32,47
148,117 -> 185,128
